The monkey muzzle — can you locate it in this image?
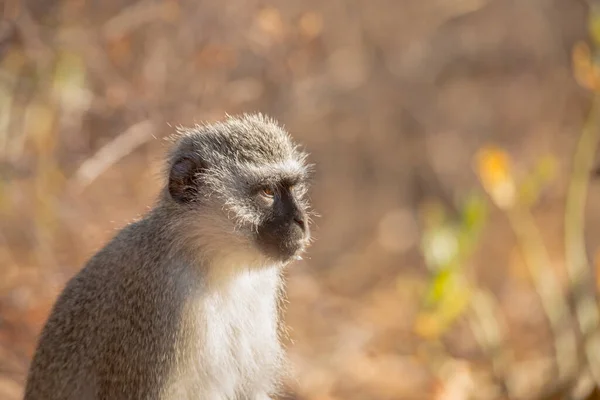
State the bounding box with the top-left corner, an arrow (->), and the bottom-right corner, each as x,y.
256,210 -> 310,262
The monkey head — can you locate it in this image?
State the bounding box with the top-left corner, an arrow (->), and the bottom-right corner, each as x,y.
164,113 -> 312,266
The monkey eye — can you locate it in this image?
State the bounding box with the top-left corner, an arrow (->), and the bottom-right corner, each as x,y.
261,187 -> 275,198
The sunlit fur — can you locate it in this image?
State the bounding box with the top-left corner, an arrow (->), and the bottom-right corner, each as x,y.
161,113 -> 313,266
24,113 -> 312,400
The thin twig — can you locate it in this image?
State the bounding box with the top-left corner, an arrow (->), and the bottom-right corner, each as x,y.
468,288 -> 513,397
565,93 -> 600,385
70,120 -> 155,191
506,207 -> 579,384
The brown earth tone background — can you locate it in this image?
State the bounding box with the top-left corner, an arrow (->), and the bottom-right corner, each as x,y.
2,0 -> 600,399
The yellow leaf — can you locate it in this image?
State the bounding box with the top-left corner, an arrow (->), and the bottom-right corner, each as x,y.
414,313 -> 443,340
573,42 -> 592,70
572,42 -> 600,91
474,146 -> 516,209
437,281 -> 470,325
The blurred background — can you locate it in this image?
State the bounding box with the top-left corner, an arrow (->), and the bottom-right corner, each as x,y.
3,0 -> 600,399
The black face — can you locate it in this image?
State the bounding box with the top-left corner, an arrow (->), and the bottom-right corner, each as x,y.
254,184 -> 310,262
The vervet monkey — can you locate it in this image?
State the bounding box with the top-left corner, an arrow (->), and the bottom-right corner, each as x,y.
24,114 -> 313,400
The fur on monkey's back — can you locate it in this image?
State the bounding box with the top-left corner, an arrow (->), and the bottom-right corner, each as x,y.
24,211 -> 285,400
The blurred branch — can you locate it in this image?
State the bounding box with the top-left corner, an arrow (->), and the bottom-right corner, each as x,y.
467,288 -> 512,396
70,120 -> 156,191
506,207 -> 579,383
565,5 -> 600,387
565,92 -> 600,385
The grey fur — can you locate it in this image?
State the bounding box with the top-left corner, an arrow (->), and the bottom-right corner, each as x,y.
24,113 -> 312,400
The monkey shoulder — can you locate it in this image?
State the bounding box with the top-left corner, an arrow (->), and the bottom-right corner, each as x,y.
27,218 -> 191,399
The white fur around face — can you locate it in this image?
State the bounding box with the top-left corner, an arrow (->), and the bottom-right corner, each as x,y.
166,265 -> 284,400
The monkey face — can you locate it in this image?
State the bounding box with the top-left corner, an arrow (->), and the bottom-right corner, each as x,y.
165,114 -> 313,266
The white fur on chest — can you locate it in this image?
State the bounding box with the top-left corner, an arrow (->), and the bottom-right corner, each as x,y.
170,266 -> 283,400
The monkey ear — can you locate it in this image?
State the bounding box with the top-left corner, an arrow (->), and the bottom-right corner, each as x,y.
168,155 -> 207,203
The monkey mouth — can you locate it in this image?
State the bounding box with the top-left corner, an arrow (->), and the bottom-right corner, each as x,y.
255,230 -> 309,263
262,238 -> 306,262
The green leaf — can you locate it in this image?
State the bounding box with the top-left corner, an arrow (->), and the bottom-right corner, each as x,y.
461,192 -> 488,232
425,269 -> 453,305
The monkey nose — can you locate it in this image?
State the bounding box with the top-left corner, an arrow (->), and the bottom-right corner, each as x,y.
293,216 -> 306,231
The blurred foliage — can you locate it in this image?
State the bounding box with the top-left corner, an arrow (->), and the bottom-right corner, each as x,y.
416,192 -> 487,339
